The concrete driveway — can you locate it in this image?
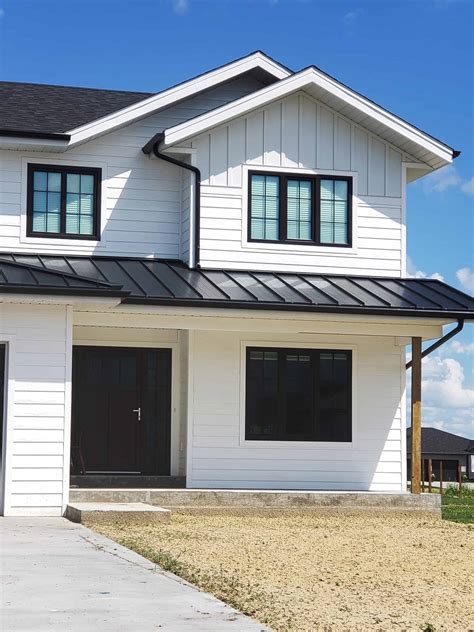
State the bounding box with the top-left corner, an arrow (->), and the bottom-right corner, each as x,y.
0,518 -> 267,631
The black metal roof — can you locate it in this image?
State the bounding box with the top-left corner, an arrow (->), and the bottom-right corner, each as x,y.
407,427 -> 474,455
0,254 -> 473,318
0,82 -> 152,137
0,258 -> 126,298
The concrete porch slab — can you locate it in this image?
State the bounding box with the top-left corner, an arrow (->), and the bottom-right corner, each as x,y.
65,502 -> 171,524
68,489 -> 441,514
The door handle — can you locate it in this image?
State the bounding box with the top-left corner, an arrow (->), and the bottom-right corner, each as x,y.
132,407 -> 141,422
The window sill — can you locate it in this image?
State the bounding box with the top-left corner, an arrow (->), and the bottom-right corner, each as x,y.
242,240 -> 357,256
239,439 -> 354,449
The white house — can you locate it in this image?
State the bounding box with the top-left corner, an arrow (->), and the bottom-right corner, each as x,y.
0,52 -> 472,516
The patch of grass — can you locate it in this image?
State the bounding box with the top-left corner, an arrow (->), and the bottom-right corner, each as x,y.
441,486 -> 474,523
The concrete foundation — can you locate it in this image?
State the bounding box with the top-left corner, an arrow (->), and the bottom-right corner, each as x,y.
65,502 -> 171,524
68,489 -> 441,514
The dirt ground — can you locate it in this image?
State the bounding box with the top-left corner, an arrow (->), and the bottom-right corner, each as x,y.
88,511 -> 473,632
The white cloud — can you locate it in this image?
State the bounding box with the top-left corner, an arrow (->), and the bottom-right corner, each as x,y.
460,177 -> 474,196
422,165 -> 474,196
451,341 -> 474,355
171,0 -> 189,15
456,267 -> 474,293
422,356 -> 474,409
0,8 -> 5,18
406,255 -> 444,281
344,10 -> 361,20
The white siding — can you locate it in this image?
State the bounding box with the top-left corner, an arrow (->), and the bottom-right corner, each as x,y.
1,303 -> 70,516
0,75 -> 267,259
192,92 -> 404,275
188,330 -> 405,492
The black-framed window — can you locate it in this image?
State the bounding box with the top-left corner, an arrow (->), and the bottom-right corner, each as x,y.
27,164 -> 101,239
245,347 -> 352,442
248,172 -> 352,247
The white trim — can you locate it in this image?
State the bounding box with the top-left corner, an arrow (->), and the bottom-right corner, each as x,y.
19,156 -> 108,250
238,339 -> 358,450
71,338 -> 181,477
161,67 -> 454,165
400,346 -> 407,491
241,164 -> 359,256
66,53 -> 291,147
185,330 -> 195,487
61,306 -> 73,513
401,164 -> 407,277
0,335 -> 16,516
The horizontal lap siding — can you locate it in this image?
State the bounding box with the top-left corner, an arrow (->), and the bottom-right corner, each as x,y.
0,75 -> 266,258
1,304 -> 69,516
192,92 -> 405,276
189,330 -> 404,492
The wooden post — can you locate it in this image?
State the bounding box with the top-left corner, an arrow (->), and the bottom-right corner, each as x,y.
458,463 -> 462,497
439,461 -> 443,495
422,459 -> 425,492
428,458 -> 432,493
411,337 -> 422,494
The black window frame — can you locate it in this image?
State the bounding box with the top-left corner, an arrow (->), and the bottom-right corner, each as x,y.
27,163 -> 102,240
248,171 -> 353,248
245,346 -> 352,442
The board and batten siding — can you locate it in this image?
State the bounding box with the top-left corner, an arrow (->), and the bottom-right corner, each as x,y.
1,303 -> 71,516
188,330 -> 405,492
0,75 -> 267,260
192,91 -> 409,275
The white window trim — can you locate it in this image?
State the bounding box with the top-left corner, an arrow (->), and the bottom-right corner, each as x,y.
239,339 -> 358,449
20,156 -> 108,249
241,164 -> 359,255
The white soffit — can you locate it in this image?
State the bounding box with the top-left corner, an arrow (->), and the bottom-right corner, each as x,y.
161,67 -> 455,169
64,52 -> 291,148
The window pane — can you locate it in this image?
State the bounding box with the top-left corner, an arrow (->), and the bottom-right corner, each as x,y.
47,192 -> 60,213
33,191 -> 47,213
319,179 -> 349,245
66,214 -> 80,234
81,174 -> 94,194
67,174 -> 81,194
33,171 -> 47,191
245,348 -> 279,439
79,214 -> 93,235
284,352 -> 314,437
32,212 -> 46,232
287,179 -> 312,241
250,175 -> 279,240
48,172 -> 61,192
317,351 -> 351,441
46,213 -> 60,233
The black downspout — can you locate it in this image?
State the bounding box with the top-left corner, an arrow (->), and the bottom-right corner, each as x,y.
406,319 -> 464,370
142,133 -> 201,268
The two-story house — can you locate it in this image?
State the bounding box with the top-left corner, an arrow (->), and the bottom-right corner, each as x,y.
0,52 -> 472,516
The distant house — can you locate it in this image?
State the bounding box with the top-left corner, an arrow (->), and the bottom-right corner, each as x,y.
407,427 -> 474,482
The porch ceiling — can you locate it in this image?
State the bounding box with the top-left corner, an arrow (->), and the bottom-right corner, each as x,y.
1,254 -> 473,320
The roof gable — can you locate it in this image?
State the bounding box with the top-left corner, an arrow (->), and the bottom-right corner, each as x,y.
159,66 -> 457,170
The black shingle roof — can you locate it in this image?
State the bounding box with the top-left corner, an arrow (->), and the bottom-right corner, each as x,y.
0,254 -> 473,318
0,82 -> 152,136
407,427 -> 474,455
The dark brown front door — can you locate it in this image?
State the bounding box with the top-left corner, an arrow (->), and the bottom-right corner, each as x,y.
72,346 -> 171,475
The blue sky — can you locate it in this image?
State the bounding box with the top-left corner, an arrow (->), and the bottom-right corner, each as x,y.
1,0 -> 473,436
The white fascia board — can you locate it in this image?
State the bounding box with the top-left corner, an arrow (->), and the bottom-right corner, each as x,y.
65,52 -> 291,148
0,294 -> 122,309
0,137 -> 69,151
161,67 -> 454,164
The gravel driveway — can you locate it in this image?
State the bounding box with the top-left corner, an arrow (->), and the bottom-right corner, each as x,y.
89,510 -> 473,632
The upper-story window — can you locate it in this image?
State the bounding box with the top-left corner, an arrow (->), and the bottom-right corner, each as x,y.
249,172 -> 352,247
27,164 -> 101,239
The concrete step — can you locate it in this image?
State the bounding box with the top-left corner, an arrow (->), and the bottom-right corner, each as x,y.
65,502 -> 171,524
68,489 -> 441,514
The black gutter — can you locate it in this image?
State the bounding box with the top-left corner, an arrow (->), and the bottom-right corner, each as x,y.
406,319 -> 465,370
0,129 -> 71,141
143,133 -> 201,268
0,286 -> 129,298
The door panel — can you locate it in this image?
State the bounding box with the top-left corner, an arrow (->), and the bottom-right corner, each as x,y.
72,346 -> 171,475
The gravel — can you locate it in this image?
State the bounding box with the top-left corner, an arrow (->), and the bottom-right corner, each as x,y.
88,510 -> 473,632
